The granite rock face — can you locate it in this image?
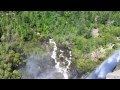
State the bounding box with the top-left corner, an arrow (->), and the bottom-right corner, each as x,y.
106,69 -> 120,79
106,63 -> 120,79
114,63 -> 120,71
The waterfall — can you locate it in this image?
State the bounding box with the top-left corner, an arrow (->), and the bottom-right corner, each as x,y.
49,39 -> 71,79
21,38 -> 72,79
86,49 -> 120,79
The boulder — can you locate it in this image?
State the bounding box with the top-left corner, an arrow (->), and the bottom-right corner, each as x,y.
91,28 -> 99,38
106,69 -> 120,79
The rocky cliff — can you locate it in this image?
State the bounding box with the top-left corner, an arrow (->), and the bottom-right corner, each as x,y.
106,69 -> 120,79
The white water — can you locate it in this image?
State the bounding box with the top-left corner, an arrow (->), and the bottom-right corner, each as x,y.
21,38 -> 72,79
49,39 -> 71,79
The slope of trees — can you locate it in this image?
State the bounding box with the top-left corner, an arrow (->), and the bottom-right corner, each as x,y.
0,11 -> 120,78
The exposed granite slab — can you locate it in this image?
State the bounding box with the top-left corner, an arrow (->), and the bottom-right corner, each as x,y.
106,69 -> 120,79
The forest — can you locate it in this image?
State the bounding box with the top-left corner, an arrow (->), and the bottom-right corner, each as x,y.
0,11 -> 120,79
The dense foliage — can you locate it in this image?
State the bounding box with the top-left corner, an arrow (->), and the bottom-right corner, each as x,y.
0,11 -> 120,78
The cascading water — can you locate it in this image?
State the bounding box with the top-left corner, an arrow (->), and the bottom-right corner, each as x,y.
49,39 -> 71,79
21,38 -> 72,79
86,49 -> 120,79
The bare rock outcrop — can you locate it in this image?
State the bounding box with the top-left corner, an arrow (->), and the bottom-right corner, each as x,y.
91,28 -> 99,38
90,46 -> 105,61
106,69 -> 120,79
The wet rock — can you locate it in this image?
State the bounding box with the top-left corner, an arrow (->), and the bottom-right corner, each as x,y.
52,72 -> 64,79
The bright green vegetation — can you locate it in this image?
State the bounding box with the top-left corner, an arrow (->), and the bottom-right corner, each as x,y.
0,11 -> 120,78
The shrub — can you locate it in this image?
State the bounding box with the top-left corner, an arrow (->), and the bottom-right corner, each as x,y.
76,59 -> 96,75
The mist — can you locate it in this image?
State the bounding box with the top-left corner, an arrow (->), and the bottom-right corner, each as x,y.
20,39 -> 74,79
21,53 -> 65,79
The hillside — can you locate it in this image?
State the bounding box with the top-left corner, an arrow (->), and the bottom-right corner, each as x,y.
0,11 -> 120,79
